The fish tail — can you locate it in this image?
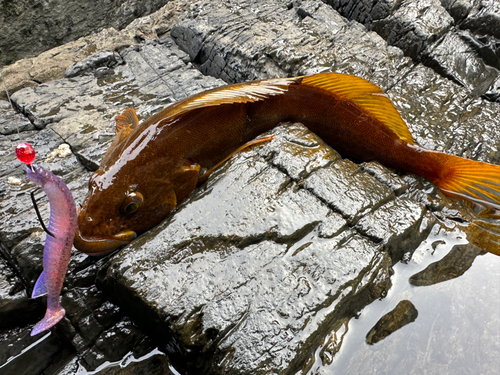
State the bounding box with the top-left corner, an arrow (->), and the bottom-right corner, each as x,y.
31,304 -> 66,336
428,152 -> 500,210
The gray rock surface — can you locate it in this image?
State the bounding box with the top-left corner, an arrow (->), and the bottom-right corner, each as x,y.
0,0 -> 171,66
0,0 -> 499,374
326,0 -> 500,100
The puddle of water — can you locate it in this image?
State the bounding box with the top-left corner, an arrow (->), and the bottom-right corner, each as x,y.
312,226 -> 500,374
74,347 -> 181,375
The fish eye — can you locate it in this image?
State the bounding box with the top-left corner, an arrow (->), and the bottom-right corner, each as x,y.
120,192 -> 144,215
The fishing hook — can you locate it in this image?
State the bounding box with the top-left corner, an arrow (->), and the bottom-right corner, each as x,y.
30,190 -> 55,238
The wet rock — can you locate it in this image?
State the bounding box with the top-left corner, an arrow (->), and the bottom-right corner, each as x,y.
10,38 -> 223,131
170,0 -> 411,86
56,350 -> 176,375
304,160 -> 393,224
0,325 -> 73,375
325,0 -> 453,59
365,300 -> 418,345
257,123 -> 340,180
425,31 -> 498,97
388,64 -> 500,164
318,319 -> 349,365
372,0 -> 453,60
0,1 -> 194,101
0,0 -> 171,66
461,0 -> 500,38
409,243 -> 485,286
101,354 -> 175,375
81,317 -> 147,369
0,27 -> 137,101
65,51 -> 125,78
362,161 -> 409,195
0,100 -> 35,135
0,257 -> 42,330
95,354 -> 176,375
457,30 -> 500,71
440,0 -> 474,22
356,197 -> 433,262
324,0 -> 500,101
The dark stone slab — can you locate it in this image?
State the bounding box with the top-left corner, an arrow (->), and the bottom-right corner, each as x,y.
0,257 -> 42,330
462,0 -> 500,38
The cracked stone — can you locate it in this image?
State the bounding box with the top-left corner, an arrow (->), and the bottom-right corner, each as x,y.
304,160 -> 393,224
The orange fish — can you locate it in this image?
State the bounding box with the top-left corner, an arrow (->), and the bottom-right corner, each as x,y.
74,73 -> 500,255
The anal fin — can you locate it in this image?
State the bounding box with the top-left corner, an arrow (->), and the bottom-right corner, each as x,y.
173,161 -> 201,202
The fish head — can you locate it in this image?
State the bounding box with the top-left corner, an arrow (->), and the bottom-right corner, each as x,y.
74,162 -> 177,255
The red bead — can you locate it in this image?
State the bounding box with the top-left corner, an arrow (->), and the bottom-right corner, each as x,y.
16,143 -> 36,165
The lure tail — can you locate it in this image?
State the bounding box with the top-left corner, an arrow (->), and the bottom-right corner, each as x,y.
31,303 -> 66,336
427,152 -> 500,210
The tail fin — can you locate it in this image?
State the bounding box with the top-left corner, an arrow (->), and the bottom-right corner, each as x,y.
460,219 -> 500,256
31,305 -> 66,336
429,153 -> 500,210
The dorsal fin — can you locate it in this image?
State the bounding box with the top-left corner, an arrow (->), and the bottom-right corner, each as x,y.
100,108 -> 140,166
302,73 -> 414,145
115,108 -> 140,135
173,77 -> 301,117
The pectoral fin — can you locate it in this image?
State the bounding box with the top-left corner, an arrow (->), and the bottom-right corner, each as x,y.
198,135 -> 275,183
173,161 -> 201,202
32,270 -> 48,298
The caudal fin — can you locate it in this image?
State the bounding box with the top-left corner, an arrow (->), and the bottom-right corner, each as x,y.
31,305 -> 66,336
429,153 -> 500,210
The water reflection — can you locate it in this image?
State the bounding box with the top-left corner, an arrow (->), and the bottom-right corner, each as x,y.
312,226 -> 500,374
73,348 -> 180,375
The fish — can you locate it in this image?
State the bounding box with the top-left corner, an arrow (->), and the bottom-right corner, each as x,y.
74,72 -> 500,255
26,163 -> 77,336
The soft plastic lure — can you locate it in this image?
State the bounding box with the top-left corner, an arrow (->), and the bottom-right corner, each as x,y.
15,143 -> 77,336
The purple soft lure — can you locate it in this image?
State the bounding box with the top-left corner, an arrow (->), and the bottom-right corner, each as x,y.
26,163 -> 77,336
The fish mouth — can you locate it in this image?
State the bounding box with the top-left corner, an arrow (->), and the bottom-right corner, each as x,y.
74,228 -> 137,255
